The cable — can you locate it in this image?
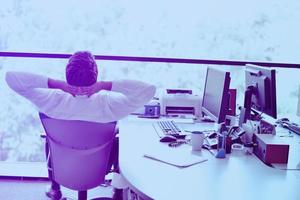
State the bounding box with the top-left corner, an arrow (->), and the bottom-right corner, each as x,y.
276,118 -> 300,136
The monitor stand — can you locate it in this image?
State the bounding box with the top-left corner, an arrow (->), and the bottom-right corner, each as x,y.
239,106 -> 262,127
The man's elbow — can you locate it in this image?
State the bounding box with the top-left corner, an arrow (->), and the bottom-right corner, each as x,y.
5,71 -> 26,93
143,85 -> 156,103
5,71 -> 15,89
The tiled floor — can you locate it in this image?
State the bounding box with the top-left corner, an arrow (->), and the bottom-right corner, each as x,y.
0,162 -> 114,199
0,179 -> 113,200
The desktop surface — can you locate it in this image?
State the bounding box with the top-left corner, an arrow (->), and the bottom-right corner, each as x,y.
119,116 -> 300,200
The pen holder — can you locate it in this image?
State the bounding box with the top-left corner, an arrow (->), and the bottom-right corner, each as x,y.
216,131 -> 227,159
226,136 -> 232,154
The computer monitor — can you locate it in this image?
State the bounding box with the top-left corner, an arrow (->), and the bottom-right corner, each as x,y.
201,67 -> 231,124
243,64 -> 277,121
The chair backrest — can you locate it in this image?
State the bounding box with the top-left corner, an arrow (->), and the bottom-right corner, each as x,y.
39,113 -> 116,191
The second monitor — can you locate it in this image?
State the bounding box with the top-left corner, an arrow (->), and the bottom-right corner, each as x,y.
243,64 -> 277,122
201,67 -> 231,124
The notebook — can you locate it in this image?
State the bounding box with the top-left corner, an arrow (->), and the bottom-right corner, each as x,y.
143,151 -> 207,168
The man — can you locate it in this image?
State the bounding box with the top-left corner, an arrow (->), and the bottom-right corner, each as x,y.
5,51 -> 156,199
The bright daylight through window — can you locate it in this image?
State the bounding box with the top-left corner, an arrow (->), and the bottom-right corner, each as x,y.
0,0 -> 299,163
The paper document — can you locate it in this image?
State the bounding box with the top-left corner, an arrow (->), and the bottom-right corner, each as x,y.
143,152 -> 207,168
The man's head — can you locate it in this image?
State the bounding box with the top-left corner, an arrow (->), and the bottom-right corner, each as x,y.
66,51 -> 98,86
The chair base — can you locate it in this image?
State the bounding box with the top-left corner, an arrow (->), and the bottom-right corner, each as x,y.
46,187 -> 62,200
60,188 -> 120,200
61,197 -> 112,200
79,190 -> 114,200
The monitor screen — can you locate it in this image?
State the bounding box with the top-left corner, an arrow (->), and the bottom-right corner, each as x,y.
202,67 -> 231,123
244,64 -> 277,119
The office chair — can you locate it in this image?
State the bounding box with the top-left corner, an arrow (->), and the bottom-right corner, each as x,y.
39,113 -> 117,200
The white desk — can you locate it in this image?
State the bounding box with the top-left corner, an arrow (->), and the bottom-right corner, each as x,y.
119,117 -> 300,200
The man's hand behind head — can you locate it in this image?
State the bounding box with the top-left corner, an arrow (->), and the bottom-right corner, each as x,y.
57,83 -> 98,97
48,78 -> 112,97
79,81 -> 112,97
76,83 -> 100,97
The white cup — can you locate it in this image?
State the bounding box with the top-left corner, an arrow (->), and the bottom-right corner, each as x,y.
191,131 -> 204,151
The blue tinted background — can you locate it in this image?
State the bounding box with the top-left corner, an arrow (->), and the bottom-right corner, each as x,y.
0,0 -> 299,162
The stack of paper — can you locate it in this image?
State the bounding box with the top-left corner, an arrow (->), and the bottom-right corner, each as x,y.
143,151 -> 207,168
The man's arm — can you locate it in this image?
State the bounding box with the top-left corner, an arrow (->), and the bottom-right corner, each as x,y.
6,71 -> 77,96
5,71 -> 60,113
6,71 -> 49,97
111,80 -> 156,105
48,78 -> 77,97
101,79 -> 156,121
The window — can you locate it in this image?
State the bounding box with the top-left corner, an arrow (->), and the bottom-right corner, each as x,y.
1,0 -> 299,62
0,0 -> 299,174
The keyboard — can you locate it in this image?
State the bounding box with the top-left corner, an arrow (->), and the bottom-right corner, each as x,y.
154,121 -> 185,139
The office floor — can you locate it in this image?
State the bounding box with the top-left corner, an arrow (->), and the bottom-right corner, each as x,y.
0,179 -> 114,200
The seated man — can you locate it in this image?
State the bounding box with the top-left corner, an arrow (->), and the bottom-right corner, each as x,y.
5,51 -> 156,200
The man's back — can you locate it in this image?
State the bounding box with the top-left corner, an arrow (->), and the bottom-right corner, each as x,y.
6,71 -> 156,122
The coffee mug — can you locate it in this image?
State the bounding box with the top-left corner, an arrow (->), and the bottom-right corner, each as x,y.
191,131 -> 204,151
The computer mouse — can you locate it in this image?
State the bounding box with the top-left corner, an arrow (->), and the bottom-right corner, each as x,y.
281,118 -> 289,122
159,135 -> 177,143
